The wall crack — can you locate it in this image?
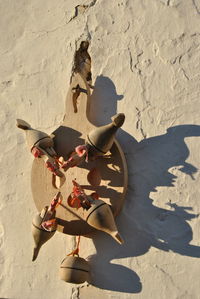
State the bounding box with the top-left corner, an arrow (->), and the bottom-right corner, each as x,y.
192,0 -> 200,14
67,0 -> 99,24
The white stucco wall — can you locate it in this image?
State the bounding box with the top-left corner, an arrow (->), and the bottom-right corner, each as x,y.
0,0 -> 200,298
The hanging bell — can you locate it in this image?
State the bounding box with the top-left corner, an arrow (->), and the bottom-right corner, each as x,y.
59,256 -> 90,284
83,197 -> 124,244
86,113 -> 125,155
32,207 -> 57,261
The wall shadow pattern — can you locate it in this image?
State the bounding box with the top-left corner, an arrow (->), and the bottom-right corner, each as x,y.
87,75 -> 200,293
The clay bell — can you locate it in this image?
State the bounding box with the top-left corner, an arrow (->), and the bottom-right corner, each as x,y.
32,207 -> 57,261
16,119 -> 56,156
59,256 -> 90,284
83,197 -> 124,244
86,113 -> 125,155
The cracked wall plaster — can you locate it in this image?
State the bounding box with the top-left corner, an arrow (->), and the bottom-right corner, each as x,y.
0,0 -> 200,298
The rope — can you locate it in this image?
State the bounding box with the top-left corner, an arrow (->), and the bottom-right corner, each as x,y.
67,236 -> 81,257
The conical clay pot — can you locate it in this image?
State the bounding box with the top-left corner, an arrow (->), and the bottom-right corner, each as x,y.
83,198 -> 124,244
32,207 -> 57,261
86,113 -> 125,154
59,256 -> 90,284
16,119 -> 55,152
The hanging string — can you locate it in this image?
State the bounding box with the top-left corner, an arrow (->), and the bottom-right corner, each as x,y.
67,236 -> 81,257
54,156 -> 64,166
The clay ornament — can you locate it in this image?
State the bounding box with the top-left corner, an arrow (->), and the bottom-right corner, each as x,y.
17,119 -> 66,188
86,113 -> 125,155
59,255 -> 91,284
32,207 -> 57,261
16,119 -> 57,157
32,192 -> 62,261
62,112 -> 126,171
59,235 -> 91,284
27,41 -> 127,285
68,181 -> 124,244
83,197 -> 124,244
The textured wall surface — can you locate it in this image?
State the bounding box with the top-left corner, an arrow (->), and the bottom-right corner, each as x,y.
0,0 -> 200,298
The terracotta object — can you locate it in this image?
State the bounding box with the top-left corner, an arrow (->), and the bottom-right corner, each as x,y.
17,41 -> 128,287
17,119 -> 66,188
59,255 -> 90,284
31,41 -> 128,236
83,196 -> 124,244
86,113 -> 125,155
16,119 -> 56,157
32,206 -> 57,261
65,181 -> 123,243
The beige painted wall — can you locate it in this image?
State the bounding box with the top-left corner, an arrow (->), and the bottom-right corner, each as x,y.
0,0 -> 200,298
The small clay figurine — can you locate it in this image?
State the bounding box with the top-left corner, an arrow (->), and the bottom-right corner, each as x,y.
87,167 -> 101,186
32,192 -> 62,261
61,145 -> 88,172
67,180 -> 93,210
16,119 -> 65,188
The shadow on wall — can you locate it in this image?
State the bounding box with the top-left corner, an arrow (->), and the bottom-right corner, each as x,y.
87,75 -> 200,293
89,75 -> 124,126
